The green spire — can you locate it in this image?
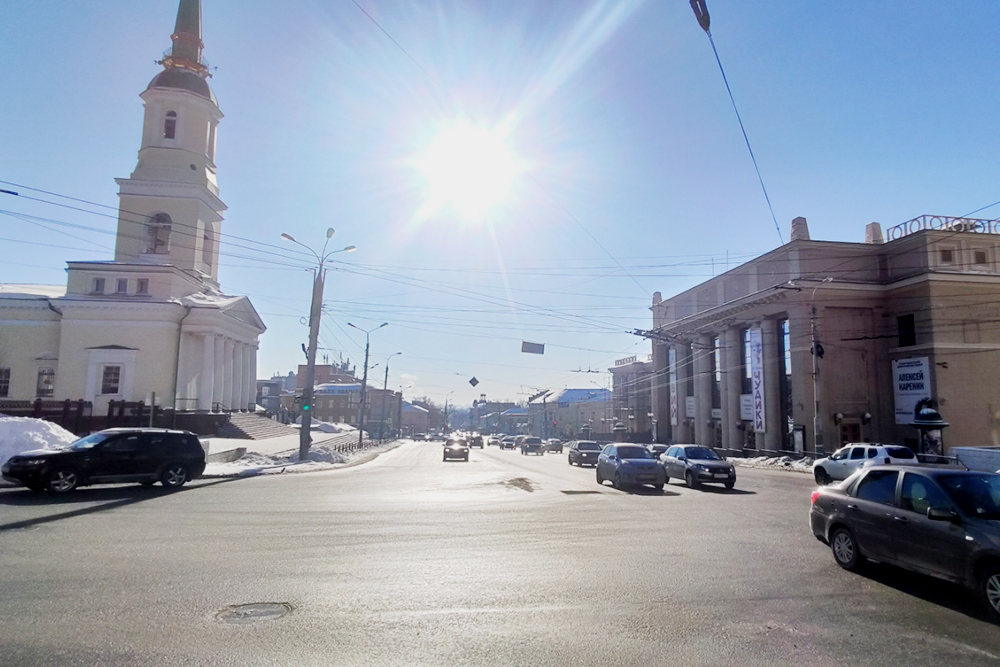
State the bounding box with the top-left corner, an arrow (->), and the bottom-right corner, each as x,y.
162,0 -> 208,78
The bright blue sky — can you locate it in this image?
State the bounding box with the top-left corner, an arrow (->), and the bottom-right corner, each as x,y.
2,1 -> 998,408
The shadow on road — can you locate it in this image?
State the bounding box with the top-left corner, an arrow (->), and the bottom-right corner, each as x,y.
693,486 -> 756,495
859,561 -> 994,624
0,478 -> 245,532
601,483 -> 680,497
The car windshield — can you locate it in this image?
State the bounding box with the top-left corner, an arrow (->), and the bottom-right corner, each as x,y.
886,447 -> 915,459
577,442 -> 601,451
69,433 -> 108,450
684,447 -> 720,460
939,474 -> 1000,519
617,446 -> 652,459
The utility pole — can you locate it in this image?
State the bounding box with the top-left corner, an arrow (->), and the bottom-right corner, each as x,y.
379,352 -> 401,441
810,278 -> 832,456
349,322 -> 387,448
443,391 -> 454,434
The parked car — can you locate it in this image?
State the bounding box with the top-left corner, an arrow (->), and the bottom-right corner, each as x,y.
1,428 -> 206,494
469,435 -> 484,449
545,439 -> 563,453
648,444 -> 669,459
660,445 -> 736,490
567,440 -> 602,467
810,465 -> 1000,620
413,433 -> 428,441
442,438 -> 469,462
520,437 -> 544,455
501,437 -> 517,450
488,435 -> 502,447
812,443 -> 917,485
596,444 -> 665,491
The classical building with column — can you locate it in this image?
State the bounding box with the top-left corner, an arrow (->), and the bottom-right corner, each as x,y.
647,216 -> 1000,456
0,0 -> 264,415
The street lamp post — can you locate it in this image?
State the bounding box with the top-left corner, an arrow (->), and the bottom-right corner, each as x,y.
379,351 -> 402,441
443,391 -> 455,434
349,322 -> 388,448
281,229 -> 356,462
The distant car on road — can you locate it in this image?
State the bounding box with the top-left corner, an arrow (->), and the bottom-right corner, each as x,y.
488,435 -> 502,447
442,438 -> 469,462
596,444 -> 665,491
810,465 -> 1000,621
1,428 -> 205,494
660,445 -> 736,490
413,433 -> 428,441
648,444 -> 669,459
545,439 -> 563,453
501,437 -> 517,450
812,443 -> 917,485
468,435 -> 484,449
520,437 -> 544,455
567,440 -> 601,467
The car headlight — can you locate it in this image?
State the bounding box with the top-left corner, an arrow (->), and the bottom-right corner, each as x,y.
693,464 -> 708,471
17,458 -> 48,466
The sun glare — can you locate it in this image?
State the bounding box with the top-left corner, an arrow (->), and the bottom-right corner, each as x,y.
418,122 -> 521,220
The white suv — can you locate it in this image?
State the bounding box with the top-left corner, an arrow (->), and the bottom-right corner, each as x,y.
812,443 -> 916,485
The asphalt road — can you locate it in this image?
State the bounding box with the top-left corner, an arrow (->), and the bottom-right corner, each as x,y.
1,440 -> 999,666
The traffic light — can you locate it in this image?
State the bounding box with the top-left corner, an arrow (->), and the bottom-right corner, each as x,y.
302,402 -> 310,411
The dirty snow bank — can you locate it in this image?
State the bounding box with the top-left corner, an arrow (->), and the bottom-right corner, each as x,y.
203,438 -> 406,478
730,455 -> 814,474
0,417 -> 78,465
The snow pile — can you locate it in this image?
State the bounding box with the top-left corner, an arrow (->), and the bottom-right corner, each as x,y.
203,438 -> 405,478
0,417 -> 79,465
312,421 -> 357,434
730,455 -> 814,474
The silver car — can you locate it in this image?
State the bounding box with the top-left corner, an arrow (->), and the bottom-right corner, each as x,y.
596,444 -> 666,491
660,445 -> 736,490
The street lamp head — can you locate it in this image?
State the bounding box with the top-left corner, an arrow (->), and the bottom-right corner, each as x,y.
347,322 -> 357,329
280,233 -> 296,242
379,322 -> 388,329
326,227 -> 335,239
343,245 -> 357,253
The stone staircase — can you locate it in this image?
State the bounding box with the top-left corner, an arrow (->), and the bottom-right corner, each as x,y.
217,413 -> 299,440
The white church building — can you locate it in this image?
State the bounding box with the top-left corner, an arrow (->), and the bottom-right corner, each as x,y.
0,0 -> 265,416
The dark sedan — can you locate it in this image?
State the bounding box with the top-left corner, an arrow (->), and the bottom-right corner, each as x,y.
520,437 -> 544,455
660,445 -> 736,490
442,438 -> 469,462
810,466 -> 1000,620
567,440 -> 601,467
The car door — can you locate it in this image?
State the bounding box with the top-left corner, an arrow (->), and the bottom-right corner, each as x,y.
846,469 -> 899,561
892,472 -> 969,580
661,447 -> 677,477
598,445 -> 615,478
92,433 -> 144,479
840,446 -> 868,479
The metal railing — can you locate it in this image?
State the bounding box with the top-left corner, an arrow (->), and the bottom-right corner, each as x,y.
886,215 -> 1000,241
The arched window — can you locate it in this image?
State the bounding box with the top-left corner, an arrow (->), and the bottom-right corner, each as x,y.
144,213 -> 172,255
164,111 -> 177,139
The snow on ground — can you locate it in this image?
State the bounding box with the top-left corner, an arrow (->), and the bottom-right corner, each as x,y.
730,455 -> 814,474
202,438 -> 408,478
0,416 -> 78,465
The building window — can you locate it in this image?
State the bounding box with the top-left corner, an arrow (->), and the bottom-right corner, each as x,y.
36,368 -> 55,397
101,366 -> 121,395
782,319 -> 791,375
115,278 -> 128,294
939,248 -> 954,265
144,213 -> 172,254
164,111 -> 177,139
203,231 -> 214,273
92,277 -> 105,294
973,249 -> 989,267
136,278 -> 149,295
898,314 -> 916,347
0,368 -> 9,397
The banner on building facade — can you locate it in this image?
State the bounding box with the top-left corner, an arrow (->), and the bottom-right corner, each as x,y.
685,395 -> 695,419
750,327 -> 766,433
669,348 -> 678,426
892,357 -> 930,424
740,394 -> 753,421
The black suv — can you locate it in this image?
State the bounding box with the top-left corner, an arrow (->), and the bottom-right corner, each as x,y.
2,428 -> 206,494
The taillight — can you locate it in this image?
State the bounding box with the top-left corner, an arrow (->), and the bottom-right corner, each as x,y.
810,490 -> 821,505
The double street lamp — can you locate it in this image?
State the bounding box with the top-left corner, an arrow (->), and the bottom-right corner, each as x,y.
281,228 -> 356,461
348,322 -> 388,447
379,351 -> 402,441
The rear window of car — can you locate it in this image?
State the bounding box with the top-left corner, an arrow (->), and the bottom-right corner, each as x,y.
577,441 -> 601,451
886,447 -> 915,459
524,438 -> 542,444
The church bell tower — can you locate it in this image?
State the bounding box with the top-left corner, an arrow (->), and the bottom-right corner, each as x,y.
113,0 -> 224,287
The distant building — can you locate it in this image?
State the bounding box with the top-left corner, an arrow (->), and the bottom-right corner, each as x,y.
609,355 -> 654,440
401,402 -> 430,435
296,363 -> 356,388
528,389 -> 612,439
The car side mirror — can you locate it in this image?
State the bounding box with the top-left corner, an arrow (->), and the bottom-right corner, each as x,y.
927,507 -> 960,523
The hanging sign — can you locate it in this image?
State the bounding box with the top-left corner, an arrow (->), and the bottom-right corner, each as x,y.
668,347 -> 678,427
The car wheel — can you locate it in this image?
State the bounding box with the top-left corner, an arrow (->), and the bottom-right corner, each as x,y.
596,468 -> 603,484
685,471 -> 698,489
654,483 -> 664,492
568,457 -> 573,466
613,472 -> 622,489
724,481 -> 735,490
47,469 -> 79,494
830,527 -> 865,571
464,456 -> 469,462
815,468 -> 832,485
160,463 -> 189,489
978,566 -> 1000,621
442,455 -> 447,462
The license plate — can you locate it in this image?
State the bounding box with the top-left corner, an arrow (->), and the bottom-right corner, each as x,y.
714,473 -> 728,479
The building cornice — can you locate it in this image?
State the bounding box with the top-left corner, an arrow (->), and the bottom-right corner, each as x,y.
115,177 -> 226,213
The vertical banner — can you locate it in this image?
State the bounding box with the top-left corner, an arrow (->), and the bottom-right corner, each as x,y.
892,357 -> 930,424
750,327 -> 766,433
668,347 -> 678,427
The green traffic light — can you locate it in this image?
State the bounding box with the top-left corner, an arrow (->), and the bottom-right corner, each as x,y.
302,404 -> 310,411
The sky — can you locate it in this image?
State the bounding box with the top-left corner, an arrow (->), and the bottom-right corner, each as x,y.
2,0 -> 999,409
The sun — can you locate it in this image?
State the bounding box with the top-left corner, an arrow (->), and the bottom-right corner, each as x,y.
418,122 -> 522,220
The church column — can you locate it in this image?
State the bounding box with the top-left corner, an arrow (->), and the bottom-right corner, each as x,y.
222,338 -> 234,410
212,336 -> 225,409
198,333 -> 215,411
694,334 -> 713,446
233,339 -> 245,412
762,318 -> 783,452
245,343 -> 256,411
726,327 -> 743,451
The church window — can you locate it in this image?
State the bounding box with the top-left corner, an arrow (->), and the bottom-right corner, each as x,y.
101,366 -> 122,395
144,213 -> 172,254
164,111 -> 177,139
36,368 -> 55,397
0,368 -> 10,397
115,278 -> 128,294
203,230 -> 214,272
92,277 -> 106,294
136,278 -> 149,295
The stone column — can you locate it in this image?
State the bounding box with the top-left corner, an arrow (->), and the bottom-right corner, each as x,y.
726,327 -> 743,451
719,329 -> 732,450
650,343 -> 669,443
198,333 -> 215,411
245,343 -> 256,411
675,340 -> 691,443
212,336 -> 225,409
762,318 -> 783,451
233,340 -> 245,412
694,335 -> 713,446
222,338 -> 234,410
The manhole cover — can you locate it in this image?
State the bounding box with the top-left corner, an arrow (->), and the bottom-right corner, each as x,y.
216,602 -> 292,624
